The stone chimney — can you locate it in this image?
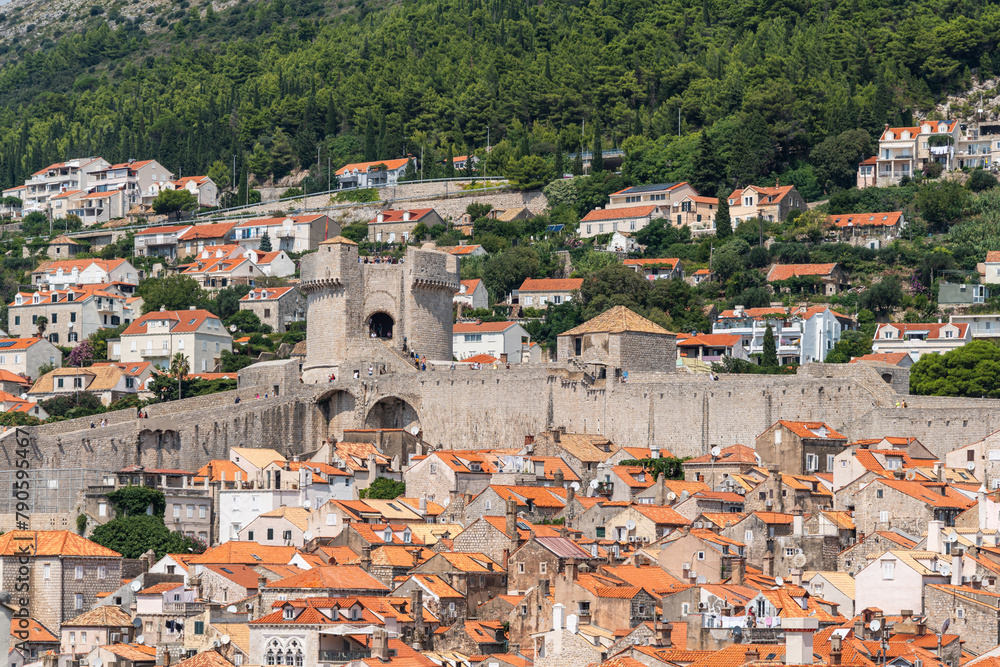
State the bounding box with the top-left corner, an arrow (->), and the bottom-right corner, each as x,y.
791,506 -> 803,536
257,575 -> 267,592
732,558 -> 745,586
189,573 -> 202,600
745,649 -> 760,662
411,588 -> 425,650
830,634 -> 842,666
565,558 -> 577,582
783,616 -> 818,665
655,472 -> 667,505
654,616 -> 673,647
764,552 -> 775,577
553,468 -> 564,486
952,549 -> 963,586
372,628 -> 390,661
791,568 -> 803,588
567,484 -> 575,507
361,546 -> 372,572
506,499 -> 518,540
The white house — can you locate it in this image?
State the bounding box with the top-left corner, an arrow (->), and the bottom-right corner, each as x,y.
454,279 -> 488,311
110,307 -> 232,372
335,158 -> 409,189
799,306 -> 854,364
872,322 -> 971,361
170,175 -> 219,207
32,258 -> 139,291
854,550 -> 948,614
452,321 -> 532,363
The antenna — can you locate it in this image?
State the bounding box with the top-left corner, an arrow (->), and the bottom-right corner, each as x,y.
666,491 -> 677,502
626,519 -> 636,530
303,500 -> 312,510
129,580 -> 142,592
967,462 -> 977,471
870,619 -> 882,633
132,618 -> 143,628
589,480 -> 600,489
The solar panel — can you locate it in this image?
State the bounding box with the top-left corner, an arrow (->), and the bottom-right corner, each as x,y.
546,224 -> 564,232
0,342 -> 16,348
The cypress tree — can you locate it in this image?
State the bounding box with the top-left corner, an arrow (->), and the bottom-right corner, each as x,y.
761,323 -> 778,368
591,119 -> 604,173
714,191 -> 732,239
554,137 -> 565,177
259,231 -> 273,252
447,144 -> 456,178
691,130 -> 722,196
363,116 -> 377,161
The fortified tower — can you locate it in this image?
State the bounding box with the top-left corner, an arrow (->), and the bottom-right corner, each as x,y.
299,237 -> 460,382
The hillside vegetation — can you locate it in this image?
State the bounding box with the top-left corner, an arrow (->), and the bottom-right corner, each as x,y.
0,0 -> 997,197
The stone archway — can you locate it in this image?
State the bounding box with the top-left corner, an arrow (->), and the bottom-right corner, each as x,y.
365,396 -> 421,433
368,312 -> 394,339
316,389 -> 358,441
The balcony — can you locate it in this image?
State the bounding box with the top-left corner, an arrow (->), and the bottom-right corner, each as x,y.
140,349 -> 170,358
595,481 -> 614,497
319,651 -> 371,663
275,229 -> 295,238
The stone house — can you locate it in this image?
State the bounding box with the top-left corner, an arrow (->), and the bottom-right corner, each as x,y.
436,619 -> 507,655
557,306 -> 677,377
391,573 -> 467,624
0,530 -> 123,633
359,545 -> 435,587
507,582 -> 553,650
755,421 -> 848,476
683,444 -> 760,487
410,552 -> 507,611
32,257 -> 139,291
368,208 -> 445,243
743,473 -> 833,515
516,278 -> 583,310
239,287 -> 305,334
945,429 -> 1000,491
526,430 -> 616,487
851,477 -> 974,536
0,337 -> 61,383
766,263 -> 850,296
553,563 -> 657,630
560,498 -> 628,540
836,530 -> 917,575
854,550 -> 948,615
46,235 -> 81,259
234,214 -> 332,253
605,504 -> 691,544
258,565 -> 389,609
464,485 -> 567,523
454,278 -> 489,311
60,605 -> 135,658
508,536 -> 598,594
9,284 -> 131,345
671,490 -> 745,521
197,564 -> 265,605
623,258 -> 684,280
720,512 -> 793,574
531,603 -> 606,667
726,183 -> 807,224
649,529 -> 745,584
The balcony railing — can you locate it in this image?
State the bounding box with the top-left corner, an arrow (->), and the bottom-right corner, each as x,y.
319,650 -> 371,662
140,349 -> 169,358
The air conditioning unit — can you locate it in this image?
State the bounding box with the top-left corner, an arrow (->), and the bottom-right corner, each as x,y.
698,602 -> 707,610
642,537 -> 649,543
765,499 -> 773,507
682,563 -> 691,570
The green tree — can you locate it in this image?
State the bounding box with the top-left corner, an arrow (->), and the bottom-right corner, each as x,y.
225,310 -> 272,334
215,285 -> 253,320
691,131 -> 723,196
729,111 -> 773,186
482,246 -> 541,302
90,514 -> 205,559
810,129 -> 873,193
505,156 -> 554,190
859,277 -> 904,315
917,181 -> 968,230
714,193 -> 732,239
270,128 -> 297,179
968,169 -> 999,192
446,144 -> 456,179
35,315 -> 48,337
591,119 -> 604,174
579,263 -> 650,319
206,160 -> 231,192
910,341 -> 1000,397
341,223 -> 369,243
137,276 -> 212,314
152,189 -> 198,219
259,231 -> 273,252
107,486 -> 167,517
761,322 -> 778,368
359,477 -> 406,499
823,330 -> 874,363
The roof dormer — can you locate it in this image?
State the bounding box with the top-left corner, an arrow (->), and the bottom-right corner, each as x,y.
885,131 -> 895,140
901,131 -> 910,139
921,124 -> 932,134
938,123 -> 948,133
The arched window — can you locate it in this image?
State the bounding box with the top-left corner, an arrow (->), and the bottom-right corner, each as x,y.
295,651 -> 304,666
285,651 -> 295,665
265,651 -> 275,665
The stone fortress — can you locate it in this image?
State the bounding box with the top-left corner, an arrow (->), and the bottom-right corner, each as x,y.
8,242 -> 1000,517
298,237 -> 460,382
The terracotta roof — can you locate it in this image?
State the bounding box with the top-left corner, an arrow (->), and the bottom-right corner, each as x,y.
632,505 -> 691,526
137,581 -> 184,595
121,309 -> 222,335
881,121 -> 957,141
677,333 -> 743,348
189,543 -> 299,565
624,258 -> 681,268
687,444 -> 758,464
255,506 -> 313,531
850,352 -> 911,365
518,278 -> 583,292
560,306 -> 672,336
29,364 -> 126,395
582,205 -> 663,222
461,354 -> 498,364
10,617 -> 58,643
335,158 -> 409,175
457,279 -> 482,296
407,573 -> 464,599
452,321 -> 520,333
0,338 -> 44,350
829,212 -> 903,228
102,643 -> 158,661
178,222 -> 238,241
766,263 -> 839,281
752,511 -> 795,524
265,565 -> 389,591
870,479 -> 975,509
234,215 -> 324,229
63,605 -> 133,627
717,307 -> 789,319
0,530 -> 119,557
775,420 -> 847,440
370,208 -> 436,224
987,251 -> 1000,263
174,651 -> 236,667
206,564 -> 270,589
192,460 -> 243,484
728,184 -> 797,205
431,552 -> 503,573
450,244 -> 483,255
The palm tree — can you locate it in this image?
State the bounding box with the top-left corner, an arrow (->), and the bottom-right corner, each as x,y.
169,353 -> 190,400
35,315 -> 47,338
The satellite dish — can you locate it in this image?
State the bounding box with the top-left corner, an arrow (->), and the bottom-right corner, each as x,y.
948,532 -> 959,543
93,659 -> 103,667
303,531 -> 314,541
590,480 -> 600,489
212,640 -> 221,648
711,446 -> 722,458
940,564 -> 951,576
792,553 -> 807,568
129,580 -> 142,592
226,605 -> 237,613
626,520 -> 636,530
733,626 -> 744,640
942,618 -> 951,634
19,393 -> 26,400
132,617 -> 143,628
666,491 -> 677,502
774,576 -> 784,586
754,453 -> 762,465
221,635 -> 231,645
696,575 -> 707,584
869,619 -> 882,633
303,500 -> 312,510
229,325 -> 237,332
411,426 -> 419,436
968,462 -> 977,471
136,635 -> 145,645
680,490 -> 689,501
570,482 -> 580,491
905,470 -> 916,481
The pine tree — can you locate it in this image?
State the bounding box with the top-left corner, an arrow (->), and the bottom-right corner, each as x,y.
714,191 -> 732,239
259,231 -> 273,252
364,116 -> 378,161
761,323 -> 778,368
572,147 -> 584,176
591,119 -> 604,173
554,137 -> 565,176
691,130 -> 722,196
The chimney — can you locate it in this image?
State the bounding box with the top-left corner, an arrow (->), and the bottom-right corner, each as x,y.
361,546 -> 372,572
745,649 -> 760,662
567,613 -> 580,634
980,485 -> 988,531
952,549 -> 962,586
567,484 -> 575,507
540,579 -> 550,598
554,468 -> 564,486
553,603 -> 565,631
928,520 -> 944,554
654,614 -> 673,647
937,463 -> 945,483
411,588 -> 425,650
732,558 -> 745,586
189,573 -> 202,600
792,506 -> 804,536
783,616 -> 818,665
505,499 -> 518,540
565,558 -> 577,581
419,496 -> 427,512
551,429 -> 561,444
257,575 -> 267,592
791,568 -> 803,588
764,552 -> 775,577
830,635 -> 842,666
655,472 -> 667,505
372,628 -> 390,661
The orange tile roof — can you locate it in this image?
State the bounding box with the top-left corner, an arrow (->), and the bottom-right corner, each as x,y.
370,208 -> 436,223
987,251 -> 1000,263
752,511 -> 795,524
336,158 -> 409,175
632,505 -> 691,526
518,277 -> 583,292
10,617 -> 57,643
829,212 -> 903,228
717,307 -> 789,319
687,444 -> 758,464
0,531 -> 120,557
206,564 -> 270,589
189,543 -> 300,565
875,322 -> 968,340
582,205 -> 663,222
624,258 -> 681,268
103,643 -> 158,661
775,420 -> 847,440
137,581 -> 184,595
452,321 -> 519,333
178,222 -> 238,241
870,479 -> 975,509
728,184 -> 797,204
850,352 -> 911,365
192,460 -> 243,484
265,565 -> 389,591
450,244 -> 483,255
122,309 -> 221,335
676,333 -> 743,348
766,263 -> 839,281
461,354 -> 498,364
234,214 -> 324,229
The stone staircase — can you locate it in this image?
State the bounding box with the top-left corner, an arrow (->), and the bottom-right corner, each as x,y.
344,337 -> 419,375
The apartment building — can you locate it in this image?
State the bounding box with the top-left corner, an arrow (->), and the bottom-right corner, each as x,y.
606,182 -> 698,208
239,287 -> 305,333
32,258 -> 139,291
234,215 -> 332,253
111,307 -> 232,372
712,305 -> 853,365
176,222 -> 239,257
674,194 -> 718,233
579,204 -> 671,238
0,337 -> 62,381
1,184 -> 25,219
368,208 -> 444,243
171,175 -> 219,207
22,158 -> 110,216
516,278 -> 583,309
180,255 -> 266,291
871,322 -> 971,361
8,285 -> 131,344
335,158 -> 410,189
134,224 -> 193,258
87,159 -> 175,208
452,321 -> 532,363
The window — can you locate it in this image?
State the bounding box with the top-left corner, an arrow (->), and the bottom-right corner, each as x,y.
202,341 -> 207,351
70,312 -> 76,322
57,379 -> 64,389
880,510 -> 889,523
464,334 -> 482,342
74,593 -> 83,609
43,563 -> 50,580
805,453 -> 819,471
697,551 -> 705,560
264,308 -> 271,318
13,316 -> 17,326
69,632 -> 75,644
877,489 -> 883,498
98,566 -> 106,579
248,531 -> 254,541
186,504 -> 194,518
429,462 -> 438,474
73,377 -> 82,388
267,528 -> 274,540
98,502 -> 106,517
745,530 -> 753,542
518,562 -> 525,573
785,548 -> 796,557
682,603 -> 690,615
283,530 -> 292,541
596,527 -> 605,538
81,632 -> 87,643
194,621 -> 204,635
969,450 -> 976,462
827,455 -> 834,471
957,607 -> 965,619
173,504 -> 180,519
199,505 -> 207,519
540,562 -> 547,574
75,565 -> 83,579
